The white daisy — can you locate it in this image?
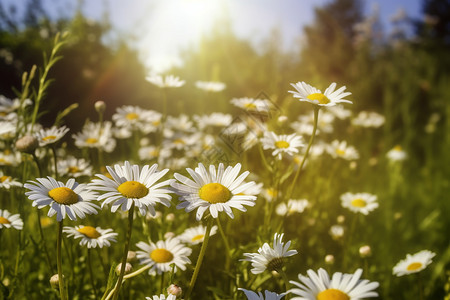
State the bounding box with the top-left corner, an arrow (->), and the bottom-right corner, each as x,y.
112,106 -> 162,134
145,294 -> 176,300
72,121 -> 116,153
35,125 -> 69,146
194,113 -> 232,130
0,95 -> 31,114
138,146 -> 172,162
326,140 -> 359,160
178,224 -> 218,245
195,80 -> 226,92
171,163 -> 257,221
238,288 -> 286,300
146,74 -> 185,88
327,104 -> 352,120
261,131 -> 305,160
165,114 -> 194,132
0,171 -> 22,189
276,199 -> 309,216
0,120 -> 16,136
340,192 -> 378,215
352,111 -> 385,128
393,250 -> 436,276
0,150 -> 21,166
57,156 -> 93,178
386,145 -> 407,162
329,225 -> 345,240
231,97 -> 272,113
63,225 -> 118,248
0,209 -> 23,230
242,233 -> 298,274
89,161 -> 172,216
288,82 -> 352,107
136,238 -> 192,275
289,268 -> 379,300
24,177 -> 100,222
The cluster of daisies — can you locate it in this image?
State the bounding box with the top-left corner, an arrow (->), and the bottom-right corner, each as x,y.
0,79 -> 435,299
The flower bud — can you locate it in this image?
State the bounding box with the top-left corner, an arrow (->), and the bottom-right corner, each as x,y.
115,262 -> 132,275
15,135 -> 39,153
127,251 -> 137,263
95,101 -> 106,113
164,232 -> 175,239
167,284 -> 183,297
337,215 -> 345,224
50,274 -> 63,289
165,213 -> 175,222
325,254 -> 335,265
359,245 -> 372,258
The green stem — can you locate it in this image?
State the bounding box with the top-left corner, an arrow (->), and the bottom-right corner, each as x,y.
216,217 -> 231,271
112,202 -> 135,300
88,249 -> 98,299
160,272 -> 165,294
278,269 -> 291,299
51,146 -> 59,180
57,221 -> 67,300
185,217 -> 214,300
104,265 -> 151,300
287,106 -> 319,199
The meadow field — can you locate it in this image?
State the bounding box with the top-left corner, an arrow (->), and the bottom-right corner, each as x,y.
0,0 -> 449,299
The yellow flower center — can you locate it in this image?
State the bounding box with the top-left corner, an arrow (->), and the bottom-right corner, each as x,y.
191,234 -> 204,242
77,226 -> 101,239
336,149 -> 346,156
199,183 -> 232,204
68,166 -> 80,174
86,138 -> 98,144
117,181 -> 149,198
0,175 -> 11,182
40,216 -> 54,228
174,139 -> 185,145
48,187 -> 79,205
244,102 -> 257,109
351,198 -> 367,208
407,262 -> 423,271
0,216 -> 11,224
150,248 -> 174,263
126,112 -> 139,120
394,145 -> 402,151
307,93 -> 330,104
317,289 -> 350,300
152,120 -> 161,126
43,135 -> 57,141
275,141 -> 290,149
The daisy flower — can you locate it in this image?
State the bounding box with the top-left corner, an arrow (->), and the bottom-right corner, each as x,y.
231,97 -> 272,113
63,225 -> 118,248
238,288 -> 286,300
242,233 -> 298,274
0,209 -> 23,230
138,146 -> 172,162
393,250 -> 436,276
146,74 -> 185,88
24,177 -> 100,222
289,268 -> 379,300
145,295 -> 176,300
352,111 -> 385,128
112,106 -> 162,134
171,163 -> 257,220
165,114 -> 194,132
72,121 -> 116,153
276,199 -> 309,216
57,156 -> 93,178
0,120 -> 16,136
386,145 -> 407,162
195,80 -> 226,92
261,131 -> 305,160
288,82 -> 352,107
136,238 -> 192,275
326,140 -> 359,160
0,171 -> 22,189
329,225 -> 345,240
194,113 -> 232,130
35,125 -> 69,147
178,224 -> 218,245
89,161 -> 172,216
340,192 -> 378,215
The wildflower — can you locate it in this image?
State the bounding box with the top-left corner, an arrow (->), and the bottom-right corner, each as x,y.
35,126 -> 69,147
167,284 -> 183,297
146,74 -> 185,88
325,254 -> 335,265
359,245 -> 372,258
261,131 -> 304,160
112,105 -> 162,134
165,114 -> 194,132
25,177 -> 100,222
49,274 -> 63,289
0,120 -> 15,136
90,161 -> 172,216
329,225 -> 345,240
94,101 -> 106,113
231,97 -> 272,113
326,140 -> 359,160
393,250 -> 436,277
340,192 -> 378,215
72,121 -> 116,153
276,199 -> 309,216
115,263 -> 133,275
242,233 -> 298,274
195,80 -> 226,92
0,171 -> 22,189
138,146 -> 172,162
136,238 -> 192,275
178,224 -> 218,245
352,111 -> 385,128
194,113 -> 232,130
289,268 -> 379,299
288,82 -> 352,107
57,156 -> 93,178
63,225 -> 118,248
386,145 -> 407,162
15,135 -> 39,154
0,209 -> 23,230
238,288 -> 286,300
171,163 -> 257,220
145,295 -> 176,300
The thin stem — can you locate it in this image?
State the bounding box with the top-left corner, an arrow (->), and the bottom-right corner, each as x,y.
216,217 -> 231,270
184,217 -> 214,300
95,247 -> 108,276
278,269 -> 291,300
57,221 -> 67,300
88,249 -> 98,299
287,106 -> 319,199
51,146 -> 59,180
160,272 -> 165,295
104,265 -> 151,300
112,202 -> 135,300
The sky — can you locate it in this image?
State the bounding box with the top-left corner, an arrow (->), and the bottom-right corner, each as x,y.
10,0 -> 423,72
